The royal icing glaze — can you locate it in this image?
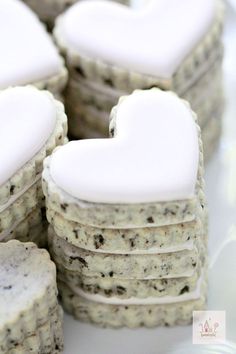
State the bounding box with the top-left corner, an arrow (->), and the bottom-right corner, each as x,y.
0,87 -> 57,186
58,0 -> 215,78
50,90 -> 199,204
0,0 -> 62,89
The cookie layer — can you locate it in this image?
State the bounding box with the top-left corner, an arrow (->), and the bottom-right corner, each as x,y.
0,241 -> 58,349
47,207 -> 206,253
48,228 -> 206,279
58,281 -> 206,328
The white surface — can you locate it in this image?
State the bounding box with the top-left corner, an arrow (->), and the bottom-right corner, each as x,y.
0,0 -> 62,88
58,0 -> 215,79
0,87 -> 56,185
63,5 -> 236,354
50,90 -> 198,203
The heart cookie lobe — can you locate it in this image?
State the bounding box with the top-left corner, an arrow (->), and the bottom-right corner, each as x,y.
0,240 -> 63,353
43,89 -> 203,229
0,0 -> 67,94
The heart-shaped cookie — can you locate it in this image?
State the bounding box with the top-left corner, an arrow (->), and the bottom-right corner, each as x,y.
0,87 -> 57,186
50,89 -> 199,203
0,0 -> 63,89
58,0 -> 215,78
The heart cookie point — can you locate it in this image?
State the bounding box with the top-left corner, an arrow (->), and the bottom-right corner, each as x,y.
50,89 -> 199,204
0,0 -> 63,89
58,0 -> 216,78
0,86 -> 57,186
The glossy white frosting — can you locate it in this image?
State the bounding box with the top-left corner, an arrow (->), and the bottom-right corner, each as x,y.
69,274 -> 203,305
0,87 -> 56,186
58,0 -> 215,78
0,0 -> 62,88
50,90 -> 199,204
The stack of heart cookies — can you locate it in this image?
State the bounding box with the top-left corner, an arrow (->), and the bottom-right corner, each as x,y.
0,240 -> 63,353
54,0 -> 224,160
0,86 -> 67,246
23,0 -> 130,27
43,89 -> 208,327
0,0 -> 67,99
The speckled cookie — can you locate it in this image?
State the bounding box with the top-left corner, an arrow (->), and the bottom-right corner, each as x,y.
48,228 -> 206,279
0,241 -> 61,352
46,207 -> 206,253
5,306 -> 63,354
56,262 -> 202,299
58,280 -> 207,328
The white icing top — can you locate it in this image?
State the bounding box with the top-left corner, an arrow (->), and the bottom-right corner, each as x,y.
58,0 -> 216,78
50,90 -> 199,204
0,0 -> 62,88
0,87 -> 56,186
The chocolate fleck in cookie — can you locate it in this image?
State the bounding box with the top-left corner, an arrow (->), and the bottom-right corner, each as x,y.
54,0 -> 224,158
0,240 -> 63,353
0,0 -> 68,96
0,86 -> 67,245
